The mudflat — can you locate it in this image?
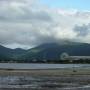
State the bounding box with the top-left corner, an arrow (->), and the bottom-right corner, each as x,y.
0,68 -> 90,76
0,68 -> 90,90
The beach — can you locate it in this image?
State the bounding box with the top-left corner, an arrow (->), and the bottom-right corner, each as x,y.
0,63 -> 89,90
0,67 -> 90,90
0,67 -> 90,76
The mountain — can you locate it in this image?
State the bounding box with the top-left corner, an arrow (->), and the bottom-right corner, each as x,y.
0,41 -> 90,62
0,45 -> 26,61
0,45 -> 13,60
21,42 -> 90,61
13,48 -> 26,53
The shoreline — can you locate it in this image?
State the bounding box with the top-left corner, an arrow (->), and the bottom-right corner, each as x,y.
0,68 -> 90,76
0,68 -> 90,89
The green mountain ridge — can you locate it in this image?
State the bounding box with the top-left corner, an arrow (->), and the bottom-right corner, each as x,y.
0,42 -> 90,62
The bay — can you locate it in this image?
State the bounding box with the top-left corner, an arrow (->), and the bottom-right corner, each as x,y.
0,63 -> 89,69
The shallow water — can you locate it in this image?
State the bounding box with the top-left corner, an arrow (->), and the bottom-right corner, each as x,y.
0,76 -> 90,89
0,63 -> 89,69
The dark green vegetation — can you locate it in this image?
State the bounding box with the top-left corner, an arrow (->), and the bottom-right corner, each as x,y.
1,41 -> 90,63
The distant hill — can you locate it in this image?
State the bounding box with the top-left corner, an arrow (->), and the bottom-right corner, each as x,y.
0,41 -> 90,62
0,45 -> 26,61
20,42 -> 90,61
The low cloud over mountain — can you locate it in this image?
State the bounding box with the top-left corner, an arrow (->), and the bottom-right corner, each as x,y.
0,0 -> 90,49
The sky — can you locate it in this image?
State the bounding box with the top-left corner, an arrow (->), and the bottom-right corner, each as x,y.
0,0 -> 90,49
40,0 -> 90,10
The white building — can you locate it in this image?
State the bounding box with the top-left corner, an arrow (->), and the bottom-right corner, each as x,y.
60,53 -> 90,60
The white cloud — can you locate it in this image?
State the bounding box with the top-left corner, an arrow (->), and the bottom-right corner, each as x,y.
0,0 -> 90,48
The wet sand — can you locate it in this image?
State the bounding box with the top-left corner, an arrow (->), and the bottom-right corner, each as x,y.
0,68 -> 90,89
0,67 -> 90,76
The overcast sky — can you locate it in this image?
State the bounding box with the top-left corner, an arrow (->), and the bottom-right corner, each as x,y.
0,0 -> 90,49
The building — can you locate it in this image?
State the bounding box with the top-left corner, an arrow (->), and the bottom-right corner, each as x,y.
60,53 -> 90,60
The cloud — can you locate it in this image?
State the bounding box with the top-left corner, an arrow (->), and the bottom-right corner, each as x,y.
0,0 -> 90,48
73,23 -> 90,43
74,24 -> 90,37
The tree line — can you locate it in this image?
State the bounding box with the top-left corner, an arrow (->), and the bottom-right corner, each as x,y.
0,59 -> 90,63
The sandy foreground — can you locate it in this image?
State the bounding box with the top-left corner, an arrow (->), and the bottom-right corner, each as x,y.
0,68 -> 89,90
0,67 -> 90,76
